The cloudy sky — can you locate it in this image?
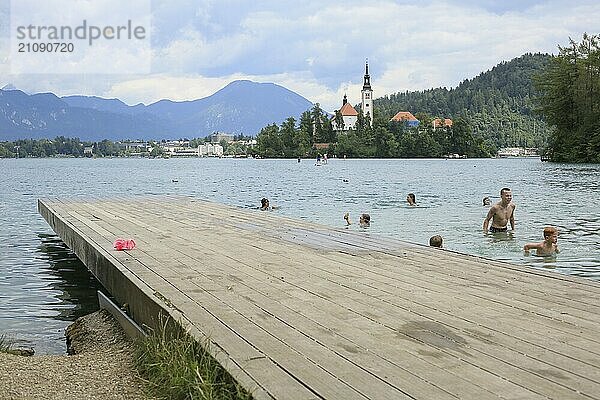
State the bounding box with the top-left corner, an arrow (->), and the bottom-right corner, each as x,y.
1,0 -> 598,111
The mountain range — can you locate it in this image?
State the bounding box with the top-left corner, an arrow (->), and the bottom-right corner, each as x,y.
0,80 -> 314,141
2,54 -> 552,145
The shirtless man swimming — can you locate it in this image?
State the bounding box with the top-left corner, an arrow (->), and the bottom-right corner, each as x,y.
483,188 -> 516,233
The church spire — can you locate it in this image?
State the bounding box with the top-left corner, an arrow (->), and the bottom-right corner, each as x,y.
362,59 -> 371,90
361,59 -> 373,128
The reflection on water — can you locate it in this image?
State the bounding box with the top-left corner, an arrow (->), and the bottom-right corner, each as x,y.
0,231 -> 101,354
36,233 -> 102,321
0,157 -> 599,353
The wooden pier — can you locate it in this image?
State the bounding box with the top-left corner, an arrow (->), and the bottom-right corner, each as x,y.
38,196 -> 600,400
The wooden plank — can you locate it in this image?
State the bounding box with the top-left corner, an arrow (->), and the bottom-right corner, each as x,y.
38,197 -> 600,400
79,198 -> 596,398
90,202 -> 600,358
111,200 -> 598,346
41,199 -> 301,400
165,201 -> 600,345
66,200 -> 407,399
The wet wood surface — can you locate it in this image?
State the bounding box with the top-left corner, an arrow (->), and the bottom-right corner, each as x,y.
39,196 -> 600,400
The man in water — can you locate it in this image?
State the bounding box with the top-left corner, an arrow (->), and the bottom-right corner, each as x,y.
483,188 -> 516,233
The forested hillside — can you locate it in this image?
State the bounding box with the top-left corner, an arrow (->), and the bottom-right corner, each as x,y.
535,33 -> 600,163
375,53 -> 552,148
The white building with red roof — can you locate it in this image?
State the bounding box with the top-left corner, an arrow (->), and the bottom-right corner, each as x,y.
334,94 -> 359,131
333,61 -> 374,131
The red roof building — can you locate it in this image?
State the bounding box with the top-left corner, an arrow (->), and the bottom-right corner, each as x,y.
390,111 -> 420,127
339,100 -> 358,116
333,94 -> 359,131
433,118 -> 453,129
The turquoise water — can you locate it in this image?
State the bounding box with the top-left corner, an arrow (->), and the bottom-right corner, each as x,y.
1,157 -> 599,353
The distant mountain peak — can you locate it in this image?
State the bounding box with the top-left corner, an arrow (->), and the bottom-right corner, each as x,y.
1,78 -> 314,141
2,84 -> 18,91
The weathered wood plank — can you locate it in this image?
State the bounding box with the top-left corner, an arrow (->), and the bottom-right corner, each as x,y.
86,198 -> 600,398
78,198 -> 600,398
38,197 -> 600,400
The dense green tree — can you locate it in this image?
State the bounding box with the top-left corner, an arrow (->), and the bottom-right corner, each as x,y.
373,127 -> 398,157
309,103 -> 336,144
447,117 -> 474,156
298,110 -> 313,146
149,144 -> 164,158
189,137 -> 206,147
256,124 -> 284,157
279,117 -> 298,157
535,33 -> 600,162
334,110 -> 344,131
96,139 -> 120,156
0,143 -> 13,157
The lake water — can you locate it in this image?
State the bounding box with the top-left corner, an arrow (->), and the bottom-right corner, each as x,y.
1,157 -> 599,354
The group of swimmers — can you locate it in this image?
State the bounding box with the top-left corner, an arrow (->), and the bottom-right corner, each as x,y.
482,187 -> 559,256
261,186 -> 560,256
424,187 -> 559,256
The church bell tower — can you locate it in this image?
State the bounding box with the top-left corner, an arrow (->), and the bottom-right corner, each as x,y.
361,60 -> 373,127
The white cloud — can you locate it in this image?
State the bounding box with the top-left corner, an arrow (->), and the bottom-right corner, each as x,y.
1,0 -> 598,112
107,74 -> 235,104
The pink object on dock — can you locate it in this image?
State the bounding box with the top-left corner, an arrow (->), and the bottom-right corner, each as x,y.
113,238 -> 136,251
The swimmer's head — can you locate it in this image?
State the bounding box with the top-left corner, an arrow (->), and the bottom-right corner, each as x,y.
429,235 -> 443,248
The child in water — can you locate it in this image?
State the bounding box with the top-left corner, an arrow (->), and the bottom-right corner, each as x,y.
260,198 -> 278,210
344,212 -> 351,225
523,226 -> 560,256
359,213 -> 370,227
260,198 -> 270,210
429,235 -> 443,248
344,212 -> 370,227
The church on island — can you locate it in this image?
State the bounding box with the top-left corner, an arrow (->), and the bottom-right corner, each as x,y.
333,61 -> 373,132
331,62 -> 452,132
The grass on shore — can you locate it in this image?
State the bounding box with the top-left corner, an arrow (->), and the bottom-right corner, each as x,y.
134,317 -> 253,400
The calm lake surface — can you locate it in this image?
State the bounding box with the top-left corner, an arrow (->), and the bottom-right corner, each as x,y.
1,157 -> 599,354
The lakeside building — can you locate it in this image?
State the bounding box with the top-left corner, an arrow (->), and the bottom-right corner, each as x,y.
119,141 -> 152,154
160,141 -> 224,157
333,61 -> 374,132
208,132 -> 234,144
432,118 -> 453,130
497,147 -> 539,157
198,143 -> 224,157
240,139 -> 257,147
390,111 -> 420,127
335,95 -> 359,131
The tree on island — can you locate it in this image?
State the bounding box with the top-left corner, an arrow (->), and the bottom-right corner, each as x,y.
254,104 -> 494,159
535,33 -> 600,163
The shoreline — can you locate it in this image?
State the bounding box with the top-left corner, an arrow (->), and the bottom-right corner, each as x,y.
0,310 -> 150,400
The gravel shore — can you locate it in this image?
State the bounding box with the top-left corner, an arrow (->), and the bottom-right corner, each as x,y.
0,310 -> 151,400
